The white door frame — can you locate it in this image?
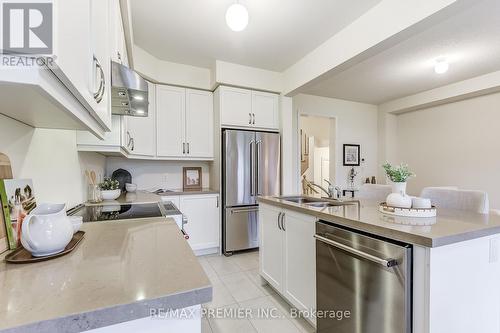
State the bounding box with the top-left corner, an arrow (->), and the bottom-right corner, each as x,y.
295,109 -> 338,194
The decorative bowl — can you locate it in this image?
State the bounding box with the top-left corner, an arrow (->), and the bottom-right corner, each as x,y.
101,189 -> 121,200
125,183 -> 137,193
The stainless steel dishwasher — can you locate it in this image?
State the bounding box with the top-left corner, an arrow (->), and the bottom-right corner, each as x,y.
315,221 -> 412,333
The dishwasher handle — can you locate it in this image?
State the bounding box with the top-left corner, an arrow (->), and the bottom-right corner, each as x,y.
314,234 -> 398,268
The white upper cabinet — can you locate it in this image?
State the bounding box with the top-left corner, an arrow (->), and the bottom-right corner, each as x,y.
123,81 -> 156,156
156,85 -> 186,158
157,85 -> 214,160
52,0 -> 91,111
252,90 -> 279,129
51,0 -> 112,130
77,115 -> 124,150
109,0 -> 128,66
185,89 -> 214,158
89,0 -> 111,129
219,86 -> 253,127
217,86 -> 279,130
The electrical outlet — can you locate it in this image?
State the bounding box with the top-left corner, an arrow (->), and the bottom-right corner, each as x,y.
489,238 -> 499,263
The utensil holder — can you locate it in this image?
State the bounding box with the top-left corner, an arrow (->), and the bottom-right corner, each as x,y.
88,184 -> 102,203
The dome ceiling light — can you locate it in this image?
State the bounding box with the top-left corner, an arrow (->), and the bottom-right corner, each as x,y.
226,1 -> 249,32
434,58 -> 449,74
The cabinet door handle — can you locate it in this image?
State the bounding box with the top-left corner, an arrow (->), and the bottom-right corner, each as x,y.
183,143 -> 186,154
216,197 -> 219,208
126,131 -> 133,148
281,213 -> 286,231
130,138 -> 135,151
249,113 -> 252,125
93,55 -> 105,103
187,142 -> 190,154
277,212 -> 282,230
252,113 -> 256,125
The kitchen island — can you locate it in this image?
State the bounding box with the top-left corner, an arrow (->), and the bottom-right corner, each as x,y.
0,217 -> 211,333
258,196 -> 500,333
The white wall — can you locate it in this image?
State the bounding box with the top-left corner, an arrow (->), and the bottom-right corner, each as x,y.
395,92 -> 500,207
132,45 -> 213,90
105,157 -> 211,191
300,115 -> 331,147
214,60 -> 283,93
0,115 -> 106,208
292,94 -> 379,189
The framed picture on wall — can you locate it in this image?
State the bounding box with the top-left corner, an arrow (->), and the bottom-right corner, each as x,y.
343,144 -> 360,166
183,167 -> 202,191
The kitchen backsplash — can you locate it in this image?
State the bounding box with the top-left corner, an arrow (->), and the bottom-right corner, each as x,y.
105,157 -> 212,190
0,114 -> 106,208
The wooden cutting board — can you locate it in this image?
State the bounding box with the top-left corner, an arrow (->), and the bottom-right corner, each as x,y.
0,153 -> 13,179
0,152 -> 13,253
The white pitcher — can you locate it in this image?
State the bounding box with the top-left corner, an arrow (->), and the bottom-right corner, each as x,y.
21,203 -> 75,257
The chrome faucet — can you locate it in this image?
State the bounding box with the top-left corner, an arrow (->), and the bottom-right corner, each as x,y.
303,178 -> 342,199
324,179 -> 343,199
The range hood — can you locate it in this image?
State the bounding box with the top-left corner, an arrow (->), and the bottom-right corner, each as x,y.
111,61 -> 149,117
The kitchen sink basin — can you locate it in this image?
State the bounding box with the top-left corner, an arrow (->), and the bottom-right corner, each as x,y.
278,196 -> 358,207
278,196 -> 326,204
305,202 -> 345,208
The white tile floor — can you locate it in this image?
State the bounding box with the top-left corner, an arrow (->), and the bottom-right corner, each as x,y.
198,251 -> 316,333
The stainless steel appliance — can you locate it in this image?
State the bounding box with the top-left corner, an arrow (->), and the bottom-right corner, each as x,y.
315,221 -> 412,333
111,61 -> 149,117
68,202 -> 189,239
222,129 -> 280,255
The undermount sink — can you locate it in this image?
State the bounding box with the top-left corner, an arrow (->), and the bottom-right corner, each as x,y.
278,196 -> 356,207
278,196 -> 326,204
305,201 -> 344,208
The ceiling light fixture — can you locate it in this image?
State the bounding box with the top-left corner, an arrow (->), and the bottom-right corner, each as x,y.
225,2 -> 249,32
434,58 -> 449,74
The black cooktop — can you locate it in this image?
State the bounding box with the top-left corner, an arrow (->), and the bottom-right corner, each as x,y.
69,203 -> 165,222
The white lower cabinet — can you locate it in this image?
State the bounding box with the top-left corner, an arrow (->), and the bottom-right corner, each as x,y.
259,204 -> 317,323
260,204 -> 284,290
283,210 -> 317,313
162,194 -> 220,255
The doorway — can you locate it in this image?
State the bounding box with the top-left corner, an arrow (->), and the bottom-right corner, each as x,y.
298,115 -> 336,195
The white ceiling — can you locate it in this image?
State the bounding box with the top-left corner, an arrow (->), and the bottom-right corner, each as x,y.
130,0 -> 381,71
303,0 -> 500,104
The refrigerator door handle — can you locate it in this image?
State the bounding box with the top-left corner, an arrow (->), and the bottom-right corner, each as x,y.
230,207 -> 259,214
249,140 -> 255,196
256,140 -> 262,195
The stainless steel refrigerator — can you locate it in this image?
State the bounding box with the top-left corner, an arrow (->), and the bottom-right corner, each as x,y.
222,129 -> 280,255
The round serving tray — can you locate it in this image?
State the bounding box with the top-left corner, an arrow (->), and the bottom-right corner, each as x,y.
4,231 -> 85,264
379,202 -> 437,218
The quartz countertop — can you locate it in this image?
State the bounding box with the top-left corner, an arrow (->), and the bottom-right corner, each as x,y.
0,217 -> 212,333
86,191 -> 162,206
85,189 -> 219,207
258,196 -> 500,247
156,188 -> 219,196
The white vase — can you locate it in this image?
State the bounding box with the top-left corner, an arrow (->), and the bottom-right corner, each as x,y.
386,182 -> 412,208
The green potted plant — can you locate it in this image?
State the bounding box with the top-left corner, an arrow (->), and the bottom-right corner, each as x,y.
99,177 -> 121,200
382,162 -> 415,207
